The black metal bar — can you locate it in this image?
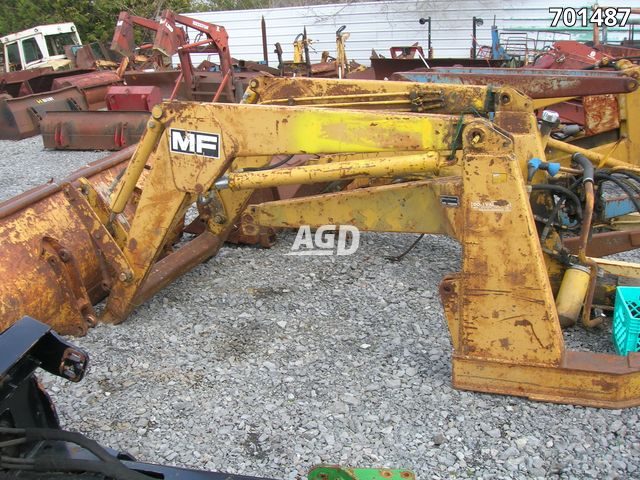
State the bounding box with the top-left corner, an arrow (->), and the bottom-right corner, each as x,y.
261,16 -> 269,65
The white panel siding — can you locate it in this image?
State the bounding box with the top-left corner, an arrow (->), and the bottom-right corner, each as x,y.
183,0 -> 636,65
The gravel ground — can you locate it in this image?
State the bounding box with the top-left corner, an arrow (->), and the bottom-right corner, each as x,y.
2,137 -> 640,479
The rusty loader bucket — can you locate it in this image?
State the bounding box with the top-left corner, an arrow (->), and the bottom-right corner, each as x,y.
0,86 -> 89,140
0,147 -> 135,335
41,111 -> 150,150
50,71 -> 122,110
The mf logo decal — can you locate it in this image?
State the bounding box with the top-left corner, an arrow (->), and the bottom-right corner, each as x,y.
169,129 -> 220,158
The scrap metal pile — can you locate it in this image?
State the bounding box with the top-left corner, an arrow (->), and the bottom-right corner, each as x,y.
3,6 -> 640,478
0,9 -> 358,150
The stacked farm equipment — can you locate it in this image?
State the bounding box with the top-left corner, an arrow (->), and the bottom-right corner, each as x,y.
364,14 -> 640,216
273,25 -> 360,78
7,7 -> 640,410
0,70 -> 122,140
41,9 -> 271,151
40,86 -> 161,150
0,23 -> 123,140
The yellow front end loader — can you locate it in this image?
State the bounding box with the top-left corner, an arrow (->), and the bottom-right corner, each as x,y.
2,78 -> 640,407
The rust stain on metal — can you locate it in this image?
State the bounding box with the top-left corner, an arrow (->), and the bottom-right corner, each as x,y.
514,319 -> 545,349
592,378 -> 616,392
394,69 -> 637,98
583,95 -> 619,136
0,148 -> 136,335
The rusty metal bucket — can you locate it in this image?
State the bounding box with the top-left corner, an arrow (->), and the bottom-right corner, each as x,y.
0,86 -> 89,140
0,147 -> 135,335
0,68 -> 95,98
41,111 -> 150,150
50,71 -> 122,110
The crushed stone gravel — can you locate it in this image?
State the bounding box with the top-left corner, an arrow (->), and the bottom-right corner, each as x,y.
2,137 -> 640,480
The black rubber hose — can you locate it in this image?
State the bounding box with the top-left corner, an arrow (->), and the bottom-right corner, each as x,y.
611,173 -> 640,195
595,172 -> 640,214
540,197 -> 566,241
0,455 -> 33,465
567,178 -> 582,193
572,153 -> 594,184
0,437 -> 26,448
611,169 -> 640,186
242,154 -> 295,172
531,184 -> 583,219
595,169 -> 640,198
1,456 -> 149,480
24,428 -> 117,464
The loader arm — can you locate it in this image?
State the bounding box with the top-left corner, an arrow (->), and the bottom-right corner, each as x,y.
245,77 -> 640,245
110,11 -> 186,60
157,11 -> 235,102
95,99 -> 640,407
243,76 -> 638,173
101,102 -> 466,323
234,120 -> 640,408
5,78 -> 640,335
88,86 -> 554,326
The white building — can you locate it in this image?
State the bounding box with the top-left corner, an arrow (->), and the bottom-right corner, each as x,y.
184,0 -> 636,66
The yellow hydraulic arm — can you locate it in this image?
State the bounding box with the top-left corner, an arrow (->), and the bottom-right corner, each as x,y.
53,97 -> 640,408
2,78 -> 552,338
244,77 -> 640,243
226,116 -> 640,409
101,102 -> 464,323
243,76 -> 638,174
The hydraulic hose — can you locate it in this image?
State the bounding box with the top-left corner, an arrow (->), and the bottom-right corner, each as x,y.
595,172 -> 640,214
0,427 -> 150,480
571,153 -> 603,328
571,153 -> 594,263
530,184 -> 583,219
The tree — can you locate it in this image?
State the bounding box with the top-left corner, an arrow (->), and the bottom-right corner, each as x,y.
0,0 -> 206,43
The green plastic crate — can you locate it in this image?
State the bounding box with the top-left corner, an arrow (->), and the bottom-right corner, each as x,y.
613,286 -> 640,355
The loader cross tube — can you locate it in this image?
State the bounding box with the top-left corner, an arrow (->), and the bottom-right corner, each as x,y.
243,76 -> 532,115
